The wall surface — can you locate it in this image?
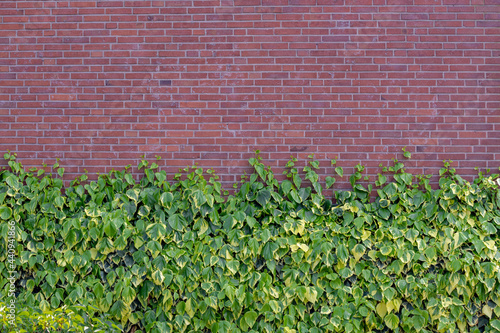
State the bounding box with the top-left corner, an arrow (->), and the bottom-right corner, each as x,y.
1,0 -> 499,187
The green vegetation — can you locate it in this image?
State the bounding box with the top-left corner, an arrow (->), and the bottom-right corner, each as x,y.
1,151 -> 500,333
0,302 -> 122,332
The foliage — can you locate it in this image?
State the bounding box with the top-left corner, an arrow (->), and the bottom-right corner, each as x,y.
0,302 -> 122,332
1,151 -> 500,333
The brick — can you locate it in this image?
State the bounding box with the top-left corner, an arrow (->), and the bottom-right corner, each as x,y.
0,0 -> 496,189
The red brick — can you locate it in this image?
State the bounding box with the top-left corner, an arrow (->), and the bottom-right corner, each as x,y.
0,0 -> 496,189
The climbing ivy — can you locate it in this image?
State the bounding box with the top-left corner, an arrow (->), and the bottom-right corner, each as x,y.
0,302 -> 122,332
1,151 -> 500,333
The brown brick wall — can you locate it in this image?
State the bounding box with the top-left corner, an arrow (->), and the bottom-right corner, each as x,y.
1,0 -> 499,187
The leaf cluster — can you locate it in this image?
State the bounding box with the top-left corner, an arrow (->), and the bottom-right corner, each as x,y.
0,302 -> 121,332
1,151 -> 500,333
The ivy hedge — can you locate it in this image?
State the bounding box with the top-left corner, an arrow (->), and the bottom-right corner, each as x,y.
0,302 -> 122,333
1,151 -> 500,333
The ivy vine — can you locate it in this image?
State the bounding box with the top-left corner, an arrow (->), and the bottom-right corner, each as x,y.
1,151 -> 500,333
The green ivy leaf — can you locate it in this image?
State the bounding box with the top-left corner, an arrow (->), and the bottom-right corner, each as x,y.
384,313 -> 399,330
293,173 -> 302,189
121,286 -> 136,305
325,176 -> 336,189
109,300 -> 129,319
160,192 -> 174,208
192,189 -> 207,209
66,229 -> 78,249
152,270 -> 164,286
126,189 -> 140,202
94,283 -> 104,299
244,311 -> 258,328
491,319 -> 500,331
226,260 -> 240,275
413,314 -> 426,331
281,180 -> 293,194
104,220 -> 117,238
168,214 -> 185,231
337,244 -> 349,263
256,189 -> 271,207
0,206 -> 12,220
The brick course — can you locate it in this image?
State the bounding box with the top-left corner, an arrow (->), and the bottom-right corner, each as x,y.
1,0 -> 499,187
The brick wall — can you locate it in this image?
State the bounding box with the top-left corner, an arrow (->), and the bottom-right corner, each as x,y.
1,0 -> 499,188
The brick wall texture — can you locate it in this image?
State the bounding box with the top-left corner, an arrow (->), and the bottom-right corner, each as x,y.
1,0 -> 499,187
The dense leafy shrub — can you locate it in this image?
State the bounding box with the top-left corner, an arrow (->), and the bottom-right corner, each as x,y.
1,151 -> 500,333
0,302 -> 122,332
